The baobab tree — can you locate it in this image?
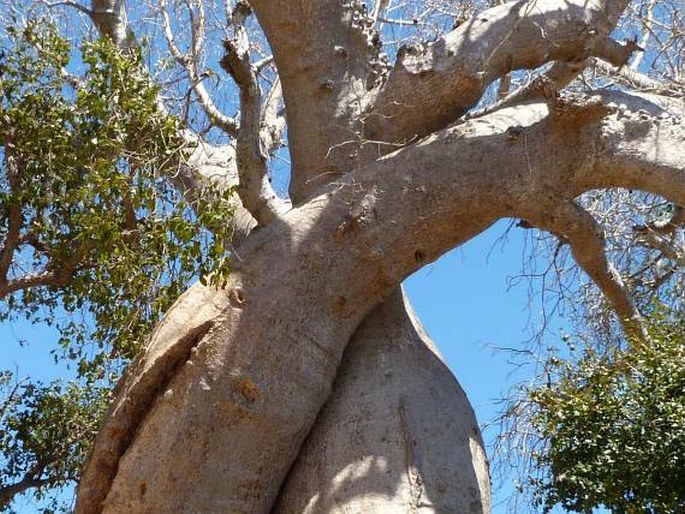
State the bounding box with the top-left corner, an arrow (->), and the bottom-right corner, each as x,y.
1,0 -> 683,511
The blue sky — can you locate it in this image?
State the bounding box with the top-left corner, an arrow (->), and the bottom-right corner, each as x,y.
405,220 -> 568,513
2,217 -> 575,512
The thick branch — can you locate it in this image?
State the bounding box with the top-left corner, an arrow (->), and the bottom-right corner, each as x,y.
90,0 -> 132,50
249,0 -> 381,200
468,60 -> 589,120
592,58 -> 685,98
0,196 -> 21,290
0,270 -> 72,298
628,0 -> 656,71
0,133 -> 24,294
365,0 -> 632,146
260,79 -> 285,156
485,40 -> 647,116
576,92 -> 685,200
0,475 -> 61,509
0,239 -> 92,299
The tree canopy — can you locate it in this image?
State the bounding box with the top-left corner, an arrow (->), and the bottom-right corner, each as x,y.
506,310 -> 685,513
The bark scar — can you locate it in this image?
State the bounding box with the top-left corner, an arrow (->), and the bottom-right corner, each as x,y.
398,398 -> 424,511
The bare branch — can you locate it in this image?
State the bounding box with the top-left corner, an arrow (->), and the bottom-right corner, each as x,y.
189,0 -> 205,62
595,37 -> 644,68
628,0 -> 656,71
592,58 -> 684,98
90,0 -> 132,50
220,16 -> 288,226
81,2 -> 241,203
0,137 -> 24,291
260,78 -> 285,156
634,204 -> 685,235
0,475 -> 63,509
248,0 -> 379,200
150,130 -> 258,245
371,0 -> 390,24
497,74 -> 512,100
633,232 -> 683,264
525,202 -> 648,342
0,264 -> 79,299
45,0 -> 91,16
365,0 -> 635,145
253,55 -> 273,73
160,0 -> 238,136
467,60 -> 588,119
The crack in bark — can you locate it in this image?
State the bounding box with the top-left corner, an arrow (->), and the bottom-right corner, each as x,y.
76,320 -> 214,514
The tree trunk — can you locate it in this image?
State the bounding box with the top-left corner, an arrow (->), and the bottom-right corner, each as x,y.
77,94 -> 685,513
275,289 -> 490,513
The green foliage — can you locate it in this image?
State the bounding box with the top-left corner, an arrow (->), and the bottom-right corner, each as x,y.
0,370 -> 109,513
0,20 -> 234,379
525,313 -> 685,513
0,19 -> 235,510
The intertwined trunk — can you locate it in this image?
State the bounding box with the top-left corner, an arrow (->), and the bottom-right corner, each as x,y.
74,0 -> 685,512
274,290 -> 490,512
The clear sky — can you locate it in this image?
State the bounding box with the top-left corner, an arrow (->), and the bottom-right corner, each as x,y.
1,217 -> 578,512
405,219 -> 569,513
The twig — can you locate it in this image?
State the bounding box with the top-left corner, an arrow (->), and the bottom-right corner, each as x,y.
160,0 -> 238,136
633,205 -> 685,235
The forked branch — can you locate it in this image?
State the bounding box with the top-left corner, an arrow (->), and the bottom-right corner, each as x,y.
160,0 -> 239,136
527,202 -> 648,342
365,0 -> 636,144
76,89 -> 684,514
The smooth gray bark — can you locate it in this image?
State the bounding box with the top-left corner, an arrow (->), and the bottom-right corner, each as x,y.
274,290 -> 490,513
77,95 -> 685,512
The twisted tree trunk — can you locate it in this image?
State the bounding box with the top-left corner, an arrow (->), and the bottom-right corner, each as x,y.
73,0 -> 685,512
